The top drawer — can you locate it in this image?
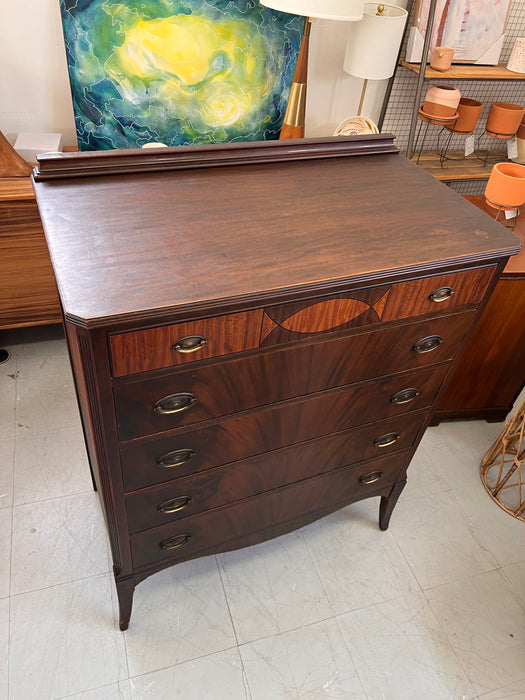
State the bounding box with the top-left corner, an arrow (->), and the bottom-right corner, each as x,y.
109,267 -> 495,377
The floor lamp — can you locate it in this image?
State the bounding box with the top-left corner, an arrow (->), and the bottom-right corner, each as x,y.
343,3 -> 407,117
259,0 -> 365,139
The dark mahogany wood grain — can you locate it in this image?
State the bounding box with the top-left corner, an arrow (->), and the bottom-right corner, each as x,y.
435,278 -> 525,421
32,143 -> 519,328
433,195 -> 525,423
130,451 -> 409,569
34,135 -> 398,180
119,364 -> 447,491
114,312 -> 473,441
125,410 -> 426,533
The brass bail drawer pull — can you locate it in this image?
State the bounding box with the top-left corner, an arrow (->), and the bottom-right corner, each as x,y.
374,432 -> 400,448
391,388 -> 419,405
157,496 -> 192,514
412,335 -> 442,354
429,286 -> 454,303
157,449 -> 196,469
154,393 -> 197,415
359,471 -> 384,485
173,336 -> 208,353
159,533 -> 191,550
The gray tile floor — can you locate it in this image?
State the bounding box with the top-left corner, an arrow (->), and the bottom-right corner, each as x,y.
1,325 -> 524,700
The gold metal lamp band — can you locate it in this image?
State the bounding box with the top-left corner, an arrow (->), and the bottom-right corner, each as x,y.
283,83 -> 307,126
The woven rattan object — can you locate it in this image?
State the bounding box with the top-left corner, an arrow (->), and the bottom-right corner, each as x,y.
481,396 -> 525,521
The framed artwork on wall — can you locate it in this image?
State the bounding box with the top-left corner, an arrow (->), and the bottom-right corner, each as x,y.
59,0 -> 302,150
406,0 -> 511,65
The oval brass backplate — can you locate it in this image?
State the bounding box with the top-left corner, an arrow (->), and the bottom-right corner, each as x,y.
154,393 -> 197,415
173,335 -> 208,353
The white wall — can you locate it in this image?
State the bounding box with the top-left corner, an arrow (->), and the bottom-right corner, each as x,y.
0,2 -> 400,146
1,0 -> 77,145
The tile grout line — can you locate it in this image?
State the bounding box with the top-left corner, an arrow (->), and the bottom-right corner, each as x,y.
300,527 -> 372,700
6,342 -> 21,700
214,554 -> 254,700
8,570 -> 115,601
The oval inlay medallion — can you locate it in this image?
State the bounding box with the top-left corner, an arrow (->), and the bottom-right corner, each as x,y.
280,299 -> 371,333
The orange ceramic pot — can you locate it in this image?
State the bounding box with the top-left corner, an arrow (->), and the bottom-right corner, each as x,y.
516,117 -> 525,140
418,107 -> 457,126
485,102 -> 525,138
422,84 -> 461,118
446,98 -> 483,134
430,46 -> 454,72
484,162 -> 525,209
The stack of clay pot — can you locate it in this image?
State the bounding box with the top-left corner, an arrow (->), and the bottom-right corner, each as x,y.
420,84 -> 461,125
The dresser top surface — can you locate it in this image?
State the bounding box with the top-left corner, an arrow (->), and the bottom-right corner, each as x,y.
32,138 -> 520,325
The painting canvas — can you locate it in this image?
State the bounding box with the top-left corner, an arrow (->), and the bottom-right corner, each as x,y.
406,0 -> 511,64
59,0 -> 302,150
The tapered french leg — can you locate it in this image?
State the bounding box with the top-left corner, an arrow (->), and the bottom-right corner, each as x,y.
379,479 -> 406,531
116,576 -> 135,631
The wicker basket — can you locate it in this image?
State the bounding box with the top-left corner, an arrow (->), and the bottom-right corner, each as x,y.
481,396 -> 525,521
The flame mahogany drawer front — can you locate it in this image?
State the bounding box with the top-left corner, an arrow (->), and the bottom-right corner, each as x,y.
109,267 -> 494,378
130,450 -> 410,570
119,364 -> 447,492
125,410 -> 427,533
114,310 -> 476,441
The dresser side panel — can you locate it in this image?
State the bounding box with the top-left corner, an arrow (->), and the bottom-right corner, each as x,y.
64,323 -> 132,575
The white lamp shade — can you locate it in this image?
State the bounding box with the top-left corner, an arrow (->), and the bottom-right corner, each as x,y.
259,0 -> 364,21
343,3 -> 407,80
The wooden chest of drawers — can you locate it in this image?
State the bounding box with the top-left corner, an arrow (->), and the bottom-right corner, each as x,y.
32,137 -> 520,629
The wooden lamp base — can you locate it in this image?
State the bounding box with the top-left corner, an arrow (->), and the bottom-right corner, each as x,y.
279,17 -> 311,140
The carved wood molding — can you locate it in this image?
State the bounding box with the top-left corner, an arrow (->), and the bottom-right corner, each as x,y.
33,135 -> 398,181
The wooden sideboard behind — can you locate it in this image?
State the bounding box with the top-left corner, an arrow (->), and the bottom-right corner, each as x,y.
434,195 -> 525,423
0,177 -> 61,329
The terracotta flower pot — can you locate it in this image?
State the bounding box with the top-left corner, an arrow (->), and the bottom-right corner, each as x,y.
485,102 -> 525,138
422,84 -> 461,118
515,116 -> 525,140
446,98 -> 483,134
484,162 -> 525,209
430,46 -> 454,72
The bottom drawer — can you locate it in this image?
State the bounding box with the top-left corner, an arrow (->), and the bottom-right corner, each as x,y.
125,410 -> 427,533
130,450 -> 409,569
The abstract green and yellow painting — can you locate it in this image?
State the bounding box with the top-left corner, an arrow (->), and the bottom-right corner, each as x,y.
59,0 -> 302,150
